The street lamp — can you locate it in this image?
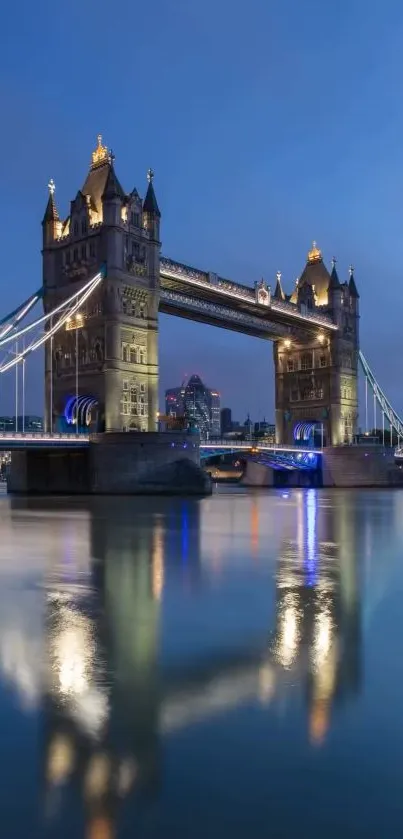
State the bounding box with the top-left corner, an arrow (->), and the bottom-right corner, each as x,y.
66,311 -> 84,435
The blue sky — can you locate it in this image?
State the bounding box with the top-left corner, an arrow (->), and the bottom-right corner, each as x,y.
1,0 -> 403,422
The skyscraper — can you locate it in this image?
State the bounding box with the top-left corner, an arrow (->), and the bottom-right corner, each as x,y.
165,385 -> 185,417
166,374 -> 220,437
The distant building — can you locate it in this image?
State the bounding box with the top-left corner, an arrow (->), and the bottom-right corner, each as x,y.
221,407 -> 232,436
166,374 -> 220,437
0,415 -> 43,433
165,385 -> 185,417
254,420 -> 276,441
210,391 -> 221,437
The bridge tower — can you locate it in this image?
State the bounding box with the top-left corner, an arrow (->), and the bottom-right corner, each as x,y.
274,244 -> 359,446
42,136 -> 161,432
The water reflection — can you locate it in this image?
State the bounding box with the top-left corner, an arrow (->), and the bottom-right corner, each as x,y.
1,488 -> 393,836
271,490 -> 361,744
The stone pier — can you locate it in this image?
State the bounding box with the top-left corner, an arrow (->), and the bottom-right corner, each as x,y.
7,433 -> 211,496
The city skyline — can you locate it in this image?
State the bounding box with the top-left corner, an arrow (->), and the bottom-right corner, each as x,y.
1,2 -> 403,419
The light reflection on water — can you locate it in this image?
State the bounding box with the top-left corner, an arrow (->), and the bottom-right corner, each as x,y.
0,489 -> 402,836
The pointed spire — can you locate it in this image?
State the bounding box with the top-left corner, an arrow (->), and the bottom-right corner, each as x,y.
143,168 -> 161,217
102,158 -> 125,201
329,256 -> 341,290
348,265 -> 359,298
273,270 -> 285,300
42,178 -> 59,224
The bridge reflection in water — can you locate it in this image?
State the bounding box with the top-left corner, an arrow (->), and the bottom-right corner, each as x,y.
0,490 -> 374,834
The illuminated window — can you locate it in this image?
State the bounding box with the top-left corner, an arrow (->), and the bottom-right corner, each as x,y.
301,353 -> 312,371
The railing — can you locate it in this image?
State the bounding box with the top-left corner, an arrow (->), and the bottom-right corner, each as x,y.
200,440 -> 323,455
160,257 -> 337,329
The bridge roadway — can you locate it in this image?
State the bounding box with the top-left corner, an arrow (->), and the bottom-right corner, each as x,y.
159,257 -> 338,340
0,432 -> 320,456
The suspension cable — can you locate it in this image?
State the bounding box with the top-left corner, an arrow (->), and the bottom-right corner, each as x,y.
0,270 -> 104,350
0,270 -> 105,374
359,350 -> 403,438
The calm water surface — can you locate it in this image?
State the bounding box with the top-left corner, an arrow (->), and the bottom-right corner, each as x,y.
0,487 -> 403,837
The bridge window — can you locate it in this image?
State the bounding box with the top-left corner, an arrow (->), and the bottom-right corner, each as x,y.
140,350 -> 145,364
129,347 -> 137,364
301,353 -> 312,371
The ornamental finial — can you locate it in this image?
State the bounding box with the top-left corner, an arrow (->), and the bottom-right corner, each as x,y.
91,134 -> 108,167
308,240 -> 322,263
331,256 -> 337,268
276,270 -> 282,282
48,178 -> 55,196
147,167 -> 154,183
349,264 -> 354,276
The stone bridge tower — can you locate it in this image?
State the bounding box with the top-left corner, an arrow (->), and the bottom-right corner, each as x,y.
42,136 -> 161,432
273,243 -> 359,446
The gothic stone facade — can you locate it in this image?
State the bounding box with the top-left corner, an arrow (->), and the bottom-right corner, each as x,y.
42,137 -> 160,432
273,245 -> 359,446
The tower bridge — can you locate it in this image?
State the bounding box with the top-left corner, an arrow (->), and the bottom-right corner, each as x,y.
0,134 -> 402,473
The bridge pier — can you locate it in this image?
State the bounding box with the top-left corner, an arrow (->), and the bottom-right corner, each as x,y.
7,433 -> 211,496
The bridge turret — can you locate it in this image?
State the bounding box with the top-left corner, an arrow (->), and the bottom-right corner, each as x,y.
42,179 -> 62,247
143,169 -> 160,242
42,136 -> 161,434
101,154 -> 126,227
328,257 -> 343,325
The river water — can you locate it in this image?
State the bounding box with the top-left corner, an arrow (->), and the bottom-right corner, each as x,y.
0,486 -> 402,838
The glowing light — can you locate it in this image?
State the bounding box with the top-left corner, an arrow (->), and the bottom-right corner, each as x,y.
308,241 -> 322,262
91,134 -> 108,167
283,339 -> 291,349
313,610 -> 333,670
318,332 -> 325,343
47,734 -> 75,785
152,522 -> 164,601
276,592 -> 300,668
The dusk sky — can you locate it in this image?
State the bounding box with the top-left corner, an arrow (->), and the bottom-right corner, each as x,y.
1,0 -> 403,422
